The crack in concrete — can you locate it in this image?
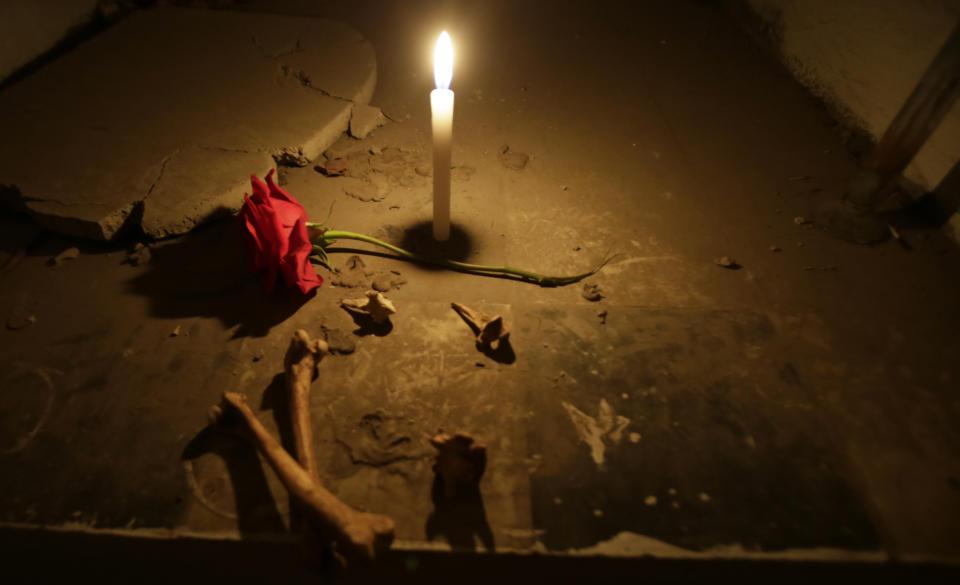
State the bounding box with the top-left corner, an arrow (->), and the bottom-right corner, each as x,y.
252,34 -> 357,104
145,150 -> 179,200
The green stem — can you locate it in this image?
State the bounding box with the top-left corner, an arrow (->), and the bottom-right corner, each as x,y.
309,226 -> 603,287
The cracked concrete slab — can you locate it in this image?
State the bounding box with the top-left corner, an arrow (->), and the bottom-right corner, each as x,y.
0,7 -> 376,240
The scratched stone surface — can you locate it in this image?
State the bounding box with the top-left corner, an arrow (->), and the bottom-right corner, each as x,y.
2,0 -> 960,576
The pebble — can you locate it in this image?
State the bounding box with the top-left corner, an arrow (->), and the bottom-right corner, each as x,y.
593,509 -> 604,518
52,247 -> 80,266
699,492 -> 711,502
714,256 -> 739,269
170,325 -> 181,337
644,495 -> 657,506
629,432 -> 641,443
581,283 -> 603,302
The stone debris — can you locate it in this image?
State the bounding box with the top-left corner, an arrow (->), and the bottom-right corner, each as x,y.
414,165 -> 430,177
582,283 -> 603,302
629,432 -> 641,443
170,325 -> 181,337
794,216 -> 812,225
51,247 -> 80,266
593,509 -> 604,518
126,242 -> 151,266
714,256 -> 740,269
597,309 -> 608,324
349,103 -> 387,139
644,495 -> 658,506
6,313 -> 37,330
769,245 -> 782,252
699,492 -> 711,503
316,156 -> 349,177
497,145 -> 530,170
322,327 -> 357,355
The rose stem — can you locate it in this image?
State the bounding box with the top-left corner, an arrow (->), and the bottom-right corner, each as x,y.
309,227 -> 607,287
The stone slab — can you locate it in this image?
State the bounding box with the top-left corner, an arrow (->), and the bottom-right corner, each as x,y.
0,7 -> 376,240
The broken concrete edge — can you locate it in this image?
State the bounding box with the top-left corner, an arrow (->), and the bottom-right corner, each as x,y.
19,93 -> 378,240
2,522 -> 954,565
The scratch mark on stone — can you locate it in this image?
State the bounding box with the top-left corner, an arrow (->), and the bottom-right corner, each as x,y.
1,367 -> 55,455
561,398 -> 630,469
146,151 -> 179,199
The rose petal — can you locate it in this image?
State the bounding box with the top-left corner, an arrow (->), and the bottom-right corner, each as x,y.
282,216 -> 323,294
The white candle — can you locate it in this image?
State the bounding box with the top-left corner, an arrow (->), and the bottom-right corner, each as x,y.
431,31 -> 454,241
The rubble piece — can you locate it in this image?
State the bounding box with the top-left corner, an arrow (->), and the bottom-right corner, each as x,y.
597,310 -> 608,325
349,103 -> 387,139
581,283 -> 603,302
284,329 -> 329,483
429,430 -> 487,499
170,325 -> 181,337
769,245 -> 782,252
714,256 -> 741,269
322,327 -> 357,355
51,247 -> 79,266
127,242 -> 152,266
6,313 -> 37,330
414,165 -> 430,177
451,302 -> 511,350
794,216 -> 812,225
209,392 -> 395,564
497,145 -> 530,170
317,157 -> 349,177
341,290 -> 396,323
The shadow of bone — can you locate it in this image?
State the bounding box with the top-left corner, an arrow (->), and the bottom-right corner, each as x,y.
125,213 -> 312,338
181,425 -> 287,537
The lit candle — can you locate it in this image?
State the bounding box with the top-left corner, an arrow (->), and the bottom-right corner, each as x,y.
431,31 -> 454,241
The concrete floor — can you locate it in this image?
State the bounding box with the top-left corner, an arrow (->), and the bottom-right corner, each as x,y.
2,0 -> 960,580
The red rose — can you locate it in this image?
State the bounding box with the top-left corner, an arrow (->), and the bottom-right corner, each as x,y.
239,169 -> 322,294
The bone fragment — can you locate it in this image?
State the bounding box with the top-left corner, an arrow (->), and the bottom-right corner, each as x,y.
209,392 -> 395,564
284,329 -> 328,482
451,302 -> 510,350
341,290 -> 396,323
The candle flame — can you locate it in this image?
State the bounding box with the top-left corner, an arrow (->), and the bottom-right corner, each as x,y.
434,31 -> 453,90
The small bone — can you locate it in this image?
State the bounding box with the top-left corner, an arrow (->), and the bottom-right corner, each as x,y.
429,430 -> 487,499
451,302 -> 510,350
341,290 -> 396,323
284,329 -> 328,482
209,392 -> 394,564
